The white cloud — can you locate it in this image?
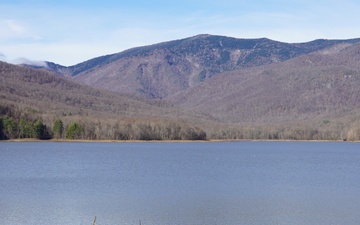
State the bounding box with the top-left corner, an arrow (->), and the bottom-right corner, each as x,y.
0,20 -> 26,38
1,0 -> 360,66
1,41 -> 126,66
5,20 -> 25,33
12,57 -> 48,67
0,19 -> 42,41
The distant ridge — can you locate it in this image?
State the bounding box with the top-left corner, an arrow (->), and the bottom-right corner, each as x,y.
45,34 -> 360,99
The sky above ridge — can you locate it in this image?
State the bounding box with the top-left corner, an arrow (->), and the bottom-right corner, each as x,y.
1,0 -> 360,66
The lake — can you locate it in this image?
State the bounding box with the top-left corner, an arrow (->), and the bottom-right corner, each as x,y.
0,141 -> 360,225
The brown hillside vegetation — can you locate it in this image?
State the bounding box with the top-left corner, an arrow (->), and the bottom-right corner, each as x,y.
168,43 -> 360,140
0,61 -> 208,140
48,35 -> 360,99
3,35 -> 360,141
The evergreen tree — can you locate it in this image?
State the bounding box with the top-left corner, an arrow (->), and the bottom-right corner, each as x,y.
0,117 -> 4,140
19,118 -> 34,138
66,122 -> 82,139
34,120 -> 45,139
2,116 -> 17,139
53,119 -> 64,139
19,118 -> 27,138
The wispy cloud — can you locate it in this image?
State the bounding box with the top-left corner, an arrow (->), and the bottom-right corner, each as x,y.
4,20 -> 25,33
0,52 -> 47,67
12,57 -> 48,67
0,19 -> 42,41
1,0 -> 360,65
0,19 -> 25,38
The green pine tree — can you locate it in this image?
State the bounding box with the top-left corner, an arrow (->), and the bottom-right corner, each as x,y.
34,120 -> 45,139
0,117 -> 4,140
2,116 -> 17,139
66,122 -> 82,139
53,119 -> 64,139
19,118 -> 34,138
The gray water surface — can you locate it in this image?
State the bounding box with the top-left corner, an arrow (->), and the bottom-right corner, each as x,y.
0,141 -> 359,225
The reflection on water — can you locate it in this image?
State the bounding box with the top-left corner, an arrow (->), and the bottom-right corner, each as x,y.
0,141 -> 360,225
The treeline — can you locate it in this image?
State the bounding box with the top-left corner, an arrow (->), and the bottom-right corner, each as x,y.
206,122 -> 360,141
79,120 -> 207,140
0,116 -> 207,141
1,104 -> 359,141
0,116 -> 88,140
0,105 -> 207,141
0,116 -> 51,140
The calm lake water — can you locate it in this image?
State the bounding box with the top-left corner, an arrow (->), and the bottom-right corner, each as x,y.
0,141 -> 360,225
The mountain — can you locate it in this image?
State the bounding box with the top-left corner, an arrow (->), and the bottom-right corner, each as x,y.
3,34 -> 360,140
0,61 -> 209,140
49,34 -> 360,99
168,42 -> 360,136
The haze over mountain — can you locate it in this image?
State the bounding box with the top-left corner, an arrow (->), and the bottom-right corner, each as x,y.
2,34 -> 360,140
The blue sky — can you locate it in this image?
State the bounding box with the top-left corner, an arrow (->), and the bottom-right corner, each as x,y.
1,0 -> 360,66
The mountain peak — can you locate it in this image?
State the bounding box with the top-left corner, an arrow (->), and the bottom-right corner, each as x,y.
190,34 -> 211,39
47,35 -> 360,99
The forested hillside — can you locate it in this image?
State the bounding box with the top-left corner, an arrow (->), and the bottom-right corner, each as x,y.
47,34 -> 360,99
0,61 -> 207,140
169,42 -> 360,140
2,35 -> 360,141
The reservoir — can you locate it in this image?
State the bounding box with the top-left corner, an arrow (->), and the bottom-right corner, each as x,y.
0,141 -> 359,225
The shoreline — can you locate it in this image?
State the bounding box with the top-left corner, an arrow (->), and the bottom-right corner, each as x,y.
0,138 -> 354,143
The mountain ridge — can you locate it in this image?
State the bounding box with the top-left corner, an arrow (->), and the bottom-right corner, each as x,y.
46,34 -> 360,69
2,34 -> 360,140
168,42 -> 360,124
44,34 -> 360,99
